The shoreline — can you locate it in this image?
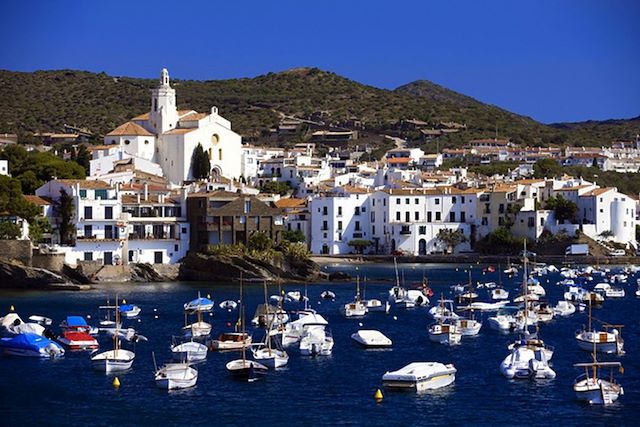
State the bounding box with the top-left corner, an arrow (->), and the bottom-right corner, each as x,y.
310,254 -> 640,265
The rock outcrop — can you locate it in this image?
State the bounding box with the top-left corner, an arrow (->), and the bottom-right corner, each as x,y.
179,253 -> 324,283
0,259 -> 86,290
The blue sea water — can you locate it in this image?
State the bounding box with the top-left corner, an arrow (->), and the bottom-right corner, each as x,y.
1,263 -> 639,426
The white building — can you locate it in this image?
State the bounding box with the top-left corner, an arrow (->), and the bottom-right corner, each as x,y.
102,69 -> 242,185
0,159 -> 8,176
241,145 -> 285,179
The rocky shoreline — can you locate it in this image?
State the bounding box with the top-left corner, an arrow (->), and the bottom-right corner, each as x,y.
310,254 -> 640,265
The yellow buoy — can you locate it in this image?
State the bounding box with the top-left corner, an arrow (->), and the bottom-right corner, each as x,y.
10,305 -> 15,312
374,388 -> 383,401
112,377 -> 121,387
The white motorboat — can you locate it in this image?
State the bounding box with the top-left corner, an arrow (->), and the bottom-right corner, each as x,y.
279,313 -> 328,346
508,329 -> 554,361
490,288 -> 509,301
299,324 -> 334,356
219,300 -> 238,311
594,283 -> 625,299
500,346 -> 556,379
553,301 -> 576,317
564,285 -> 587,302
27,315 -> 52,326
351,330 -> 392,348
428,299 -> 459,320
488,306 -> 519,332
513,293 -> 539,303
118,303 -> 141,319
363,299 -> 390,313
533,303 -> 554,323
155,363 -> 198,390
171,341 -> 208,362
458,301 -> 509,312
382,362 -> 456,391
428,322 -> 462,346
320,290 -> 336,300
286,290 -> 303,302
1,313 -> 45,336
527,282 -> 546,297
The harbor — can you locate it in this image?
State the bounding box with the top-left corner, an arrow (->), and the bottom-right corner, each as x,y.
1,262 -> 638,426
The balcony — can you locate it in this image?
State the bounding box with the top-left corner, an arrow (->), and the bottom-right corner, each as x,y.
400,226 -> 411,235
353,232 -> 363,238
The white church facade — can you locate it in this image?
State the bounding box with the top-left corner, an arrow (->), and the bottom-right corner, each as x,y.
97,68 -> 242,185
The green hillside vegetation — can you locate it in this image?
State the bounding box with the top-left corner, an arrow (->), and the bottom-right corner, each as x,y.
0,68 -> 637,150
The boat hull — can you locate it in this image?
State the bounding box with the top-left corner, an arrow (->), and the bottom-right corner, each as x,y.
574,379 -> 623,405
91,350 -> 135,373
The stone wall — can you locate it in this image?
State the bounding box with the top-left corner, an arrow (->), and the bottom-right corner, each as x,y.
32,252 -> 66,272
0,240 -> 32,266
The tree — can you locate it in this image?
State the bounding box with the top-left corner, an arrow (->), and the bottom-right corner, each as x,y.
544,195 -> 577,223
73,145 -> 91,173
475,228 -> 524,255
0,175 -> 39,223
260,181 -> 292,196
533,158 -> 563,179
55,189 -> 75,245
436,228 -> 467,254
0,221 -> 21,240
347,239 -> 371,254
282,229 -> 305,243
29,216 -> 52,243
599,230 -> 614,239
191,143 -> 210,180
248,231 -> 273,252
17,170 -> 41,195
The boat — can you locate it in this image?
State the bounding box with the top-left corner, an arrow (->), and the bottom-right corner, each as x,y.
27,315 -> 52,326
209,332 -> 252,351
564,285 -> 588,302
508,327 -> 554,361
363,299 -> 390,313
428,298 -> 459,321
226,359 -> 268,382
500,346 -> 556,379
553,300 -> 576,317
382,362 -> 456,391
351,330 -> 392,348
154,361 -> 198,390
299,324 -> 334,356
278,312 -> 328,347
342,277 -> 367,317
91,295 -> 135,372
453,273 -> 482,336
533,302 -> 554,323
60,316 -> 97,335
171,340 -> 208,362
575,300 -> 624,355
57,330 -> 99,351
320,290 -> 336,300
286,290 -> 304,302
636,280 -> 640,298
184,293 -> 214,313
428,321 -> 462,345
488,306 -> 520,332
491,288 -> 509,301
251,304 -> 289,326
458,301 -> 509,312
504,257 -> 518,275
1,313 -> 45,336
219,300 -> 238,311
0,333 -> 64,358
252,281 -> 289,368
388,259 -> 418,308
594,283 -> 625,299
583,291 -> 605,306
119,302 -> 141,319
573,336 -> 624,405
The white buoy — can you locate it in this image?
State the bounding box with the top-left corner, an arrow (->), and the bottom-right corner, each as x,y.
153,308 -> 157,312
154,315 -> 158,319
358,322 -> 363,327
137,319 -> 141,323
86,315 -> 91,319
393,316 -> 398,320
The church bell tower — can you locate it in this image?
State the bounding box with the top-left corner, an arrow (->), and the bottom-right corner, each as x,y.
149,68 -> 178,134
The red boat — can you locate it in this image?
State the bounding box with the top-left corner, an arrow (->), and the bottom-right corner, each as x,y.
57,331 -> 99,351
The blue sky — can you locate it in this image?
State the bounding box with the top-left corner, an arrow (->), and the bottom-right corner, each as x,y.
1,0 -> 638,123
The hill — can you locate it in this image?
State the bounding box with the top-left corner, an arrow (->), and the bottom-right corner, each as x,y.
0,68 -> 637,149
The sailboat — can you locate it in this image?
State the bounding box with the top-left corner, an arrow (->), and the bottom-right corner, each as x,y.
252,281 -> 289,368
171,336 -> 208,362
573,333 -> 624,405
209,274 -> 252,351
428,294 -> 462,345
154,352 -> 198,390
504,257 -> 517,275
361,276 -> 390,313
490,266 -> 509,300
342,276 -> 367,317
182,304 -> 212,338
226,289 -> 268,381
575,299 -> 624,355
91,295 -> 135,373
453,271 -> 482,336
388,258 -> 415,309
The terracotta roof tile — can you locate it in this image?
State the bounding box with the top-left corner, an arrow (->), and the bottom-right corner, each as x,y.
58,179 -> 112,189
24,195 -> 53,206
274,198 -> 306,208
106,122 -> 153,137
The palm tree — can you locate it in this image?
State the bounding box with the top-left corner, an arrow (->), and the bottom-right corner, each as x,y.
436,229 -> 467,254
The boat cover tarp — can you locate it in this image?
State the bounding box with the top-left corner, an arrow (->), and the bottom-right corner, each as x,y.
186,298 -> 213,307
65,316 -> 88,326
0,332 -> 52,350
119,304 -> 137,312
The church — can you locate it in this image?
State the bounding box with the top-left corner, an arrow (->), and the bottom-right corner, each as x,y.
99,68 -> 242,185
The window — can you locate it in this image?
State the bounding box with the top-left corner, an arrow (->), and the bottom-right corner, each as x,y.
450,212 -> 455,222
461,196 -> 466,203
323,206 -> 328,215
481,217 -> 488,226
419,226 -> 426,235
322,220 -> 328,231
95,190 -> 107,200
427,212 -> 432,222
174,244 -> 179,252
498,217 -> 504,226
219,149 -> 223,160
354,207 -> 360,216
338,221 -> 343,231
338,232 -> 342,240
405,212 -> 410,222
84,225 -> 92,237
435,212 -> 441,221
105,225 -> 114,239
396,198 -> 400,205
144,140 -> 149,145
414,212 -> 419,221
528,217 -> 534,227
84,252 -> 93,261
124,140 -> 130,145
415,198 -> 419,204
244,200 -> 251,213
396,212 -> 401,221
84,206 -> 93,219
362,207 -> 366,213
182,227 -> 187,234
372,199 -> 376,207
383,199 -> 386,206
355,221 -> 361,231
499,204 -> 505,214
405,198 -> 409,205
460,212 -> 466,223
79,189 -> 87,199
435,198 -> 440,205
105,206 -> 113,220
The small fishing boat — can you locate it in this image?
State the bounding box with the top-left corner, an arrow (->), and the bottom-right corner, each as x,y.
342,277 -> 367,317
382,362 -> 456,391
504,257 -> 518,275
320,290 -> 336,300
363,299 -> 390,313
0,333 -> 64,358
209,332 -> 252,351
458,301 -> 509,312
219,300 -> 238,311
491,288 -> 509,301
594,283 -> 625,299
488,306 -> 519,332
171,340 -> 208,362
155,362 -> 198,390
252,281 -> 289,368
351,330 -> 392,348
226,359 -> 269,382
428,298 -> 459,320
91,296 -> 135,372
575,300 -> 624,354
58,330 -> 99,351
428,322 -> 462,345
184,293 -> 214,313
119,303 -> 141,319
533,302 -> 554,323
182,319 -> 212,338
251,304 -> 289,326
553,301 -> 576,317
573,339 -> 624,405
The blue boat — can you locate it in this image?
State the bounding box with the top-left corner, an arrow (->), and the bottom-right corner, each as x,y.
119,304 -> 141,318
184,295 -> 214,312
60,316 -> 97,334
0,333 -> 65,358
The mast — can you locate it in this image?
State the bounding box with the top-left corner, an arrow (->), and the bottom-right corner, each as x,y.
114,293 -> 120,357
394,257 -> 400,287
356,276 -> 361,303
263,280 -> 273,356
